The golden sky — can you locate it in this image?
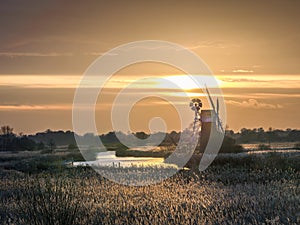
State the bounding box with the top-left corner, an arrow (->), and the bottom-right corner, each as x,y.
0,0 -> 299,134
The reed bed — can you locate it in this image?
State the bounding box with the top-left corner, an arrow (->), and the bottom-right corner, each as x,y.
1,164 -> 299,225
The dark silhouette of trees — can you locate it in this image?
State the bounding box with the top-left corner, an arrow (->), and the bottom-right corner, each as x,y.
219,136 -> 243,153
0,125 -> 15,151
10,136 -> 36,151
0,125 -> 37,151
134,132 -> 149,140
287,130 -> 300,142
1,125 -> 299,152
1,125 -> 14,136
233,127 -> 300,143
68,143 -> 78,150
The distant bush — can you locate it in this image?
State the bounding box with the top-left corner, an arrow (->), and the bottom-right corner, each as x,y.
40,149 -> 53,154
258,144 -> 271,150
47,139 -> 56,152
211,153 -> 300,172
294,143 -> 300,149
37,142 -> 45,150
64,152 -> 85,161
0,133 -> 42,152
219,136 -> 244,153
68,143 -> 78,150
9,136 -> 37,151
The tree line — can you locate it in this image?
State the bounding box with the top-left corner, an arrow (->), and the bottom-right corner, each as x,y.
1,125 -> 299,152
0,125 -> 49,151
226,127 -> 300,143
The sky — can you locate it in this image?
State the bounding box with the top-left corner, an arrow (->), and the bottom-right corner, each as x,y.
0,0 -> 300,134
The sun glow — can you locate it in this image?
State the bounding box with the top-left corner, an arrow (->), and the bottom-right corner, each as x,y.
2,74 -> 299,91
158,75 -> 223,90
162,75 -> 201,90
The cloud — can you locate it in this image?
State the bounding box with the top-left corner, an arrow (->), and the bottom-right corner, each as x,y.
84,52 -> 118,56
186,41 -> 240,50
0,75 -> 80,88
251,93 -> 300,99
0,52 -> 73,57
220,77 -> 261,83
112,41 -> 240,53
232,69 -> 254,73
218,75 -> 300,89
223,93 -> 300,100
0,104 -> 70,111
225,99 -> 283,109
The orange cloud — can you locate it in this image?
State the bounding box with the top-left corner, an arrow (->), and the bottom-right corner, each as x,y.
225,99 -> 283,109
232,69 -> 254,73
0,104 -> 70,111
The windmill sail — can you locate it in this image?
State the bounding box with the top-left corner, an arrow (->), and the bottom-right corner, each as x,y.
205,85 -> 224,133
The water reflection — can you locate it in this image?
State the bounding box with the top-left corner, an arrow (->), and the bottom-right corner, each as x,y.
73,151 -> 169,168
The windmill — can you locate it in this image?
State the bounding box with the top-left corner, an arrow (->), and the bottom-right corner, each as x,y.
205,85 -> 224,133
189,98 -> 202,133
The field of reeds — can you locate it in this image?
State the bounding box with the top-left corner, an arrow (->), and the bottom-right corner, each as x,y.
0,152 -> 299,225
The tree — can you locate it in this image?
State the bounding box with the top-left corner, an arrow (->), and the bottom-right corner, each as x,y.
46,129 -> 52,133
135,132 -> 149,140
258,127 -> 264,133
0,125 -> 15,151
48,139 -> 56,152
240,128 -> 251,136
11,136 -> 36,151
1,125 -> 14,136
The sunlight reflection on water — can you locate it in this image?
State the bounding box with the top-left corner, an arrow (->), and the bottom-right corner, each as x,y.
73,151 -> 169,168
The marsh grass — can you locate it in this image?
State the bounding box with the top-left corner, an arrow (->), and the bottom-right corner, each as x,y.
0,152 -> 299,225
17,177 -> 82,225
258,144 -> 272,150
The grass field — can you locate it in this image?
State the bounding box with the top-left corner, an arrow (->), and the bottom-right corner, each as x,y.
1,149 -> 299,225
